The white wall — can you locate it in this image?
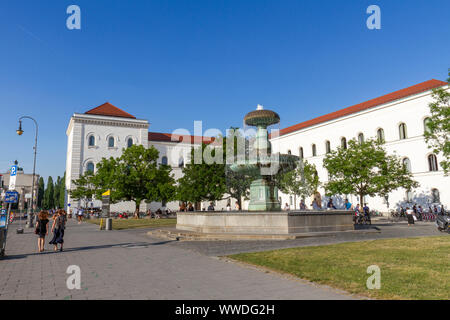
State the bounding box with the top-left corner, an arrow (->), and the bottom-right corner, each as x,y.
270,87 -> 450,212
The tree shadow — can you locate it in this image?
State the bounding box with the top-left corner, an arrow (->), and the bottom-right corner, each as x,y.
0,240 -> 175,260
394,192 -> 439,210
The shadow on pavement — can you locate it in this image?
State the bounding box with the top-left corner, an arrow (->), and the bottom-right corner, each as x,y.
1,240 -> 175,260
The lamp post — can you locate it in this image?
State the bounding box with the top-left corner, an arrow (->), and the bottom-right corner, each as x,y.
16,116 -> 38,228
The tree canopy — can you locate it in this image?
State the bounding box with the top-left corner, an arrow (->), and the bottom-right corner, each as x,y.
177,143 -> 227,203
278,160 -> 320,204
425,70 -> 450,174
71,145 -> 176,217
323,138 -> 419,206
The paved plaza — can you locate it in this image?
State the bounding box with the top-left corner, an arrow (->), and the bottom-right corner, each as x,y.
0,218 -> 441,300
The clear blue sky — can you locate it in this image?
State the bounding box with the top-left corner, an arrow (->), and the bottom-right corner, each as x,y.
0,0 -> 449,183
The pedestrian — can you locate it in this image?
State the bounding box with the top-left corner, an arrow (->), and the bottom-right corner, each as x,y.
311,199 -> 320,210
327,199 -> 336,209
235,201 -> 240,211
284,203 -> 290,211
406,206 -> 415,226
344,199 -> 352,210
300,199 -> 306,210
418,206 -> 423,220
77,208 -> 84,223
35,210 -> 49,253
49,209 -> 67,252
207,202 -> 215,211
187,203 -> 194,212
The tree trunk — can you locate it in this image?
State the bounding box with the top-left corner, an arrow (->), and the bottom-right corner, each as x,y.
359,193 -> 364,211
134,200 -> 140,219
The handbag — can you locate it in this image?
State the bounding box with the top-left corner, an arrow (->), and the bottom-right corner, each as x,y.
34,220 -> 39,234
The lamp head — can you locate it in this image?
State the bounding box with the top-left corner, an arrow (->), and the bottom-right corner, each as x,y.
16,121 -> 23,136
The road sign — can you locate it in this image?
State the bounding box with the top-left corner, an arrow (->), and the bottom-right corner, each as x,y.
101,190 -> 111,218
4,191 -> 19,203
9,165 -> 18,190
25,193 -> 32,199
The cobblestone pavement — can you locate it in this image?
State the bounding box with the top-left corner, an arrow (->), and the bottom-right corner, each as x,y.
0,219 -> 362,300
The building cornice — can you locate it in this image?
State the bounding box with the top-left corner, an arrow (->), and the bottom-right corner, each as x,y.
67,113 -> 149,134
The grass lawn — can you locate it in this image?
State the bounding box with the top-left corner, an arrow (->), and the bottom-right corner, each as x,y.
86,218 -> 177,230
229,236 -> 450,300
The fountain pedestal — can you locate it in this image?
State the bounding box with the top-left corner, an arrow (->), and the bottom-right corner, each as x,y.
248,179 -> 281,211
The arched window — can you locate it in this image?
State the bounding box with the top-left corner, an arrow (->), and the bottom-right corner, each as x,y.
312,144 -> 317,157
399,123 -> 407,140
325,140 -> 331,154
86,162 -> 94,173
127,138 -> 133,148
88,135 -> 95,147
108,137 -> 115,148
432,188 -> 440,203
377,128 -> 385,143
428,154 -> 438,172
402,157 -> 411,173
424,117 -> 432,134
358,133 -> 364,144
161,156 -> 168,165
341,137 -> 347,149
178,157 -> 184,168
299,147 -> 304,159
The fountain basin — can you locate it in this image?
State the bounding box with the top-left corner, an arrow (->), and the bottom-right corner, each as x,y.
176,210 -> 355,235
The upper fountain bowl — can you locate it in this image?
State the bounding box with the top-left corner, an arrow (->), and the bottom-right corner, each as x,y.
244,104 -> 280,127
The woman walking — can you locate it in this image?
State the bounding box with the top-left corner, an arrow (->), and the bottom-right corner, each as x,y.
49,210 -> 67,252
406,207 -> 415,226
35,211 -> 49,253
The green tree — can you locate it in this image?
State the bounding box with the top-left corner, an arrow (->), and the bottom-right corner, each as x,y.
53,176 -> 61,208
425,70 -> 450,174
93,145 -> 176,218
223,128 -> 258,208
59,172 -> 66,209
278,160 -> 320,206
37,177 -> 45,209
43,176 -> 54,209
323,138 -> 419,206
69,172 -> 96,209
177,143 -> 227,204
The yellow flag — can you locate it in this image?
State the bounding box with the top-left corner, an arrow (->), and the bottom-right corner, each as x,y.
102,190 -> 111,196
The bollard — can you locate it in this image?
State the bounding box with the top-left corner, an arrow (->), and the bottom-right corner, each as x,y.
105,218 -> 112,231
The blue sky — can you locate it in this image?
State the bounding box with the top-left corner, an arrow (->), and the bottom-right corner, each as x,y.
0,0 -> 449,182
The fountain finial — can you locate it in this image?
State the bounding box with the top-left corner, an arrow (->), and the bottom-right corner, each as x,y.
256,104 -> 264,110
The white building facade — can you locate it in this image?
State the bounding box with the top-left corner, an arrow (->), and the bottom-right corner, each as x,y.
66,80 -> 449,213
271,79 -> 449,212
65,102 -> 220,213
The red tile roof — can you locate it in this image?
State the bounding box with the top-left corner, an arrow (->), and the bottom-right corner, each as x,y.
85,102 -> 136,119
148,132 -> 215,144
279,79 -> 447,136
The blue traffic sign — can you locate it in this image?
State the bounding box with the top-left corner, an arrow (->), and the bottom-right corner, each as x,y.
10,165 -> 17,177
4,191 -> 19,203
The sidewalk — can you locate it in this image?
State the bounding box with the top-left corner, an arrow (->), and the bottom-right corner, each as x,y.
0,219 -> 357,300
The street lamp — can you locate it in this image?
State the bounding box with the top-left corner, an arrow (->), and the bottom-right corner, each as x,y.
16,116 -> 38,228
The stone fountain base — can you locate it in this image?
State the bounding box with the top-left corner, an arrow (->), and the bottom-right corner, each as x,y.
176,210 -> 354,235
248,179 -> 281,211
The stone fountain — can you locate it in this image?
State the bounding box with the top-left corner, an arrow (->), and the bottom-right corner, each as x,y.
174,105 -> 355,238
230,104 -> 298,211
